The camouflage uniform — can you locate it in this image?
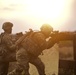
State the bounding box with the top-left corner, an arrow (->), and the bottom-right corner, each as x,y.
8,24 -> 55,75
1,32 -> 16,62
0,22 -> 16,75
8,32 -> 47,75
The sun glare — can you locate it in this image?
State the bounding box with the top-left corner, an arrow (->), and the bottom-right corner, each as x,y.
0,0 -> 73,30
21,0 -> 72,29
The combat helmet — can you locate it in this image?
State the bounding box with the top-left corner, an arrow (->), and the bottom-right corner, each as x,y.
40,24 -> 53,36
2,22 -> 13,31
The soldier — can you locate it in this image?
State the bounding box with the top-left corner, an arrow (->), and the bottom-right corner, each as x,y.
8,24 -> 55,75
0,22 -> 16,75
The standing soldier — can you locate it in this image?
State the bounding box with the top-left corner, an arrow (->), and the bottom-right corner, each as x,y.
8,24 -> 56,75
0,22 -> 16,75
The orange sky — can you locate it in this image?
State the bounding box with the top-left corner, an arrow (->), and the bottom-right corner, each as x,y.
0,0 -> 75,33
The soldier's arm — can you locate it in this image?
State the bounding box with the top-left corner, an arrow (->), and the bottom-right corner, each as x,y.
47,37 -> 57,49
47,32 -> 74,49
3,35 -> 16,51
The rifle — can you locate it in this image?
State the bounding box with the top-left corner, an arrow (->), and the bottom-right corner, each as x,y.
47,31 -> 76,49
50,31 -> 76,42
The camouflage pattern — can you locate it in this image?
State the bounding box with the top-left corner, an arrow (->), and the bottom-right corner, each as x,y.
21,32 -> 47,56
0,32 -> 16,75
2,33 -> 16,51
8,24 -> 54,75
0,22 -> 16,75
8,32 -> 47,75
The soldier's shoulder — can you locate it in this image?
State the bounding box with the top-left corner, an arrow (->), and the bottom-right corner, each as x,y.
35,31 -> 45,37
32,31 -> 45,39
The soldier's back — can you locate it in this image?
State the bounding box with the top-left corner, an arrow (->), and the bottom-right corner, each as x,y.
21,31 -> 47,56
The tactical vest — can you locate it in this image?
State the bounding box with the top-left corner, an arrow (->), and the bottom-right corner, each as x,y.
21,31 -> 47,57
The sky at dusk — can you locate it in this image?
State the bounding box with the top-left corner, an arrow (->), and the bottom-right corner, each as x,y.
0,0 -> 76,33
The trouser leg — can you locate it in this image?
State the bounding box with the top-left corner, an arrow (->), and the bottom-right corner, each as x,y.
0,62 -> 9,75
16,48 -> 30,75
30,57 -> 46,75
